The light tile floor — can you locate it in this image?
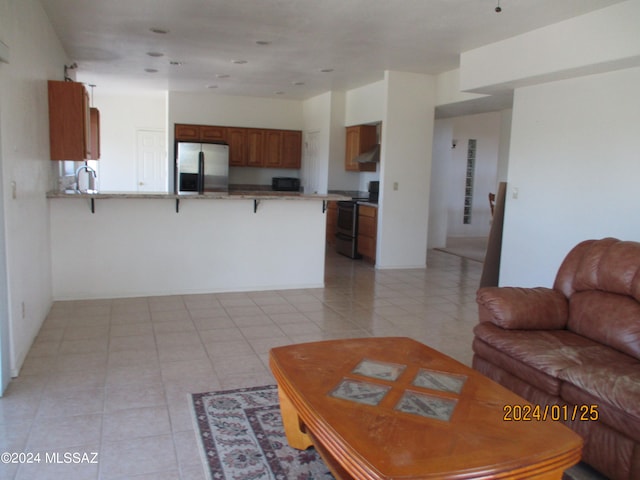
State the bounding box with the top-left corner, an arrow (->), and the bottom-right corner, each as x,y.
0,249 -> 482,479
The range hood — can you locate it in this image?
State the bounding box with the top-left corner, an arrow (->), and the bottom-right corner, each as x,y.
355,144 -> 380,164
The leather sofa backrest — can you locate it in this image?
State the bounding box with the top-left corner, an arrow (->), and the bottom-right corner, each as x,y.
554,238 -> 640,359
554,238 -> 640,301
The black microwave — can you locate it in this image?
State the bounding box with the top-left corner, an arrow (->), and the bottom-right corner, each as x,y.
272,177 -> 300,192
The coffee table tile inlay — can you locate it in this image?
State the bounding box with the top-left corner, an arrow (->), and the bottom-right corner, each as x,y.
269,337 -> 583,480
395,390 -> 458,421
330,378 -> 391,406
352,358 -> 406,381
412,368 -> 467,394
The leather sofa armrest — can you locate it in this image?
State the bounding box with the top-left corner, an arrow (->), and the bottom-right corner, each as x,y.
477,287 -> 569,330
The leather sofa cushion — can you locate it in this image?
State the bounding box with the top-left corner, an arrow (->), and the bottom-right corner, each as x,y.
559,359 -> 640,435
561,380 -> 640,445
472,324 -> 591,395
568,291 -> 640,360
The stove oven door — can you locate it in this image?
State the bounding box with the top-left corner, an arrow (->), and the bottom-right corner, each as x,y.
335,201 -> 361,258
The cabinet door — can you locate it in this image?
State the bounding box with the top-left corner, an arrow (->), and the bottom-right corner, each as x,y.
227,128 -> 247,166
357,235 -> 376,259
345,125 -> 377,172
48,80 -> 91,161
175,124 -> 200,141
246,129 -> 264,167
89,107 -> 100,160
358,215 -> 376,237
201,125 -> 227,142
264,130 -> 283,168
357,205 -> 377,262
281,130 -> 302,169
345,127 -> 361,171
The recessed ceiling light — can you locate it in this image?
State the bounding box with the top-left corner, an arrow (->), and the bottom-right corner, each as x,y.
144,68 -> 158,73
216,74 -> 230,79
320,68 -> 334,73
292,81 -> 305,86
149,27 -> 169,34
147,51 -> 164,57
256,40 -> 271,46
231,59 -> 248,64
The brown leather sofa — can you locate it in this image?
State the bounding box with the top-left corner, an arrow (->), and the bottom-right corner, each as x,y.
472,238 -> 640,480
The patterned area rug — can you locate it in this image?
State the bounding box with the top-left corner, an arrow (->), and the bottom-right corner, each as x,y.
191,385 -> 606,480
191,385 -> 334,480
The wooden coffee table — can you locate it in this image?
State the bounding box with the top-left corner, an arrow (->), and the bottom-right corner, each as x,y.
269,337 -> 582,480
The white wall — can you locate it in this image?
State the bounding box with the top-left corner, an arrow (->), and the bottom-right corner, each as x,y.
501,67 -> 640,287
496,109 -> 512,184
428,119 -> 454,249
302,92 -> 332,194
50,198 -> 327,299
87,90 -> 167,191
0,0 -> 68,376
345,80 -> 385,126
377,71 -> 435,269
456,1 -> 640,287
460,0 -> 640,94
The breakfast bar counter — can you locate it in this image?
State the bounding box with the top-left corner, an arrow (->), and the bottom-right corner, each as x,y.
48,191 -> 349,300
46,190 -> 348,201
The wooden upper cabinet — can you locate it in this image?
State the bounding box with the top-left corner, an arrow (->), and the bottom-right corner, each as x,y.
227,128 -> 247,166
345,124 -> 377,172
201,125 -> 227,142
89,107 -> 100,160
48,80 -> 91,161
175,124 -> 227,142
246,129 -> 265,167
281,130 -> 302,169
175,124 -> 200,141
264,130 -> 283,168
174,123 -> 302,169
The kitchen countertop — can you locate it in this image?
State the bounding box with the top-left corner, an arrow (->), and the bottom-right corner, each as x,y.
356,201 -> 379,208
47,190 -> 351,201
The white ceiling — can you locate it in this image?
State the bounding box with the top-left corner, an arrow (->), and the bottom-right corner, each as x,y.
41,0 -> 624,103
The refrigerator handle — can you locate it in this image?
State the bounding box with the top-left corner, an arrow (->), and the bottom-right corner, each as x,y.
197,151 -> 205,194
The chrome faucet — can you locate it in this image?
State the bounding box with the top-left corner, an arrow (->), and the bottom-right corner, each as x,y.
75,165 -> 97,193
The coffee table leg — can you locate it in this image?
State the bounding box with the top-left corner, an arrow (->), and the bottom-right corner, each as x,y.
277,387 -> 313,450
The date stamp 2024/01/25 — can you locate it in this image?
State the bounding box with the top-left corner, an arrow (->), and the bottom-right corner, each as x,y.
503,403 -> 599,422
1,451 -> 99,465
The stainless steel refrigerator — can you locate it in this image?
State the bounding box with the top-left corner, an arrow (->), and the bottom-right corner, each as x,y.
176,142 -> 229,194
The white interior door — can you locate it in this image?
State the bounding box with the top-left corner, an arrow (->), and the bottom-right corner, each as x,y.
136,129 -> 167,192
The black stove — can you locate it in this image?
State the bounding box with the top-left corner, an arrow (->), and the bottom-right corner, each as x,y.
334,181 -> 379,259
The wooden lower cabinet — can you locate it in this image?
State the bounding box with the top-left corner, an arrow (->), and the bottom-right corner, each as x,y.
326,201 -> 338,246
357,205 -> 377,263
